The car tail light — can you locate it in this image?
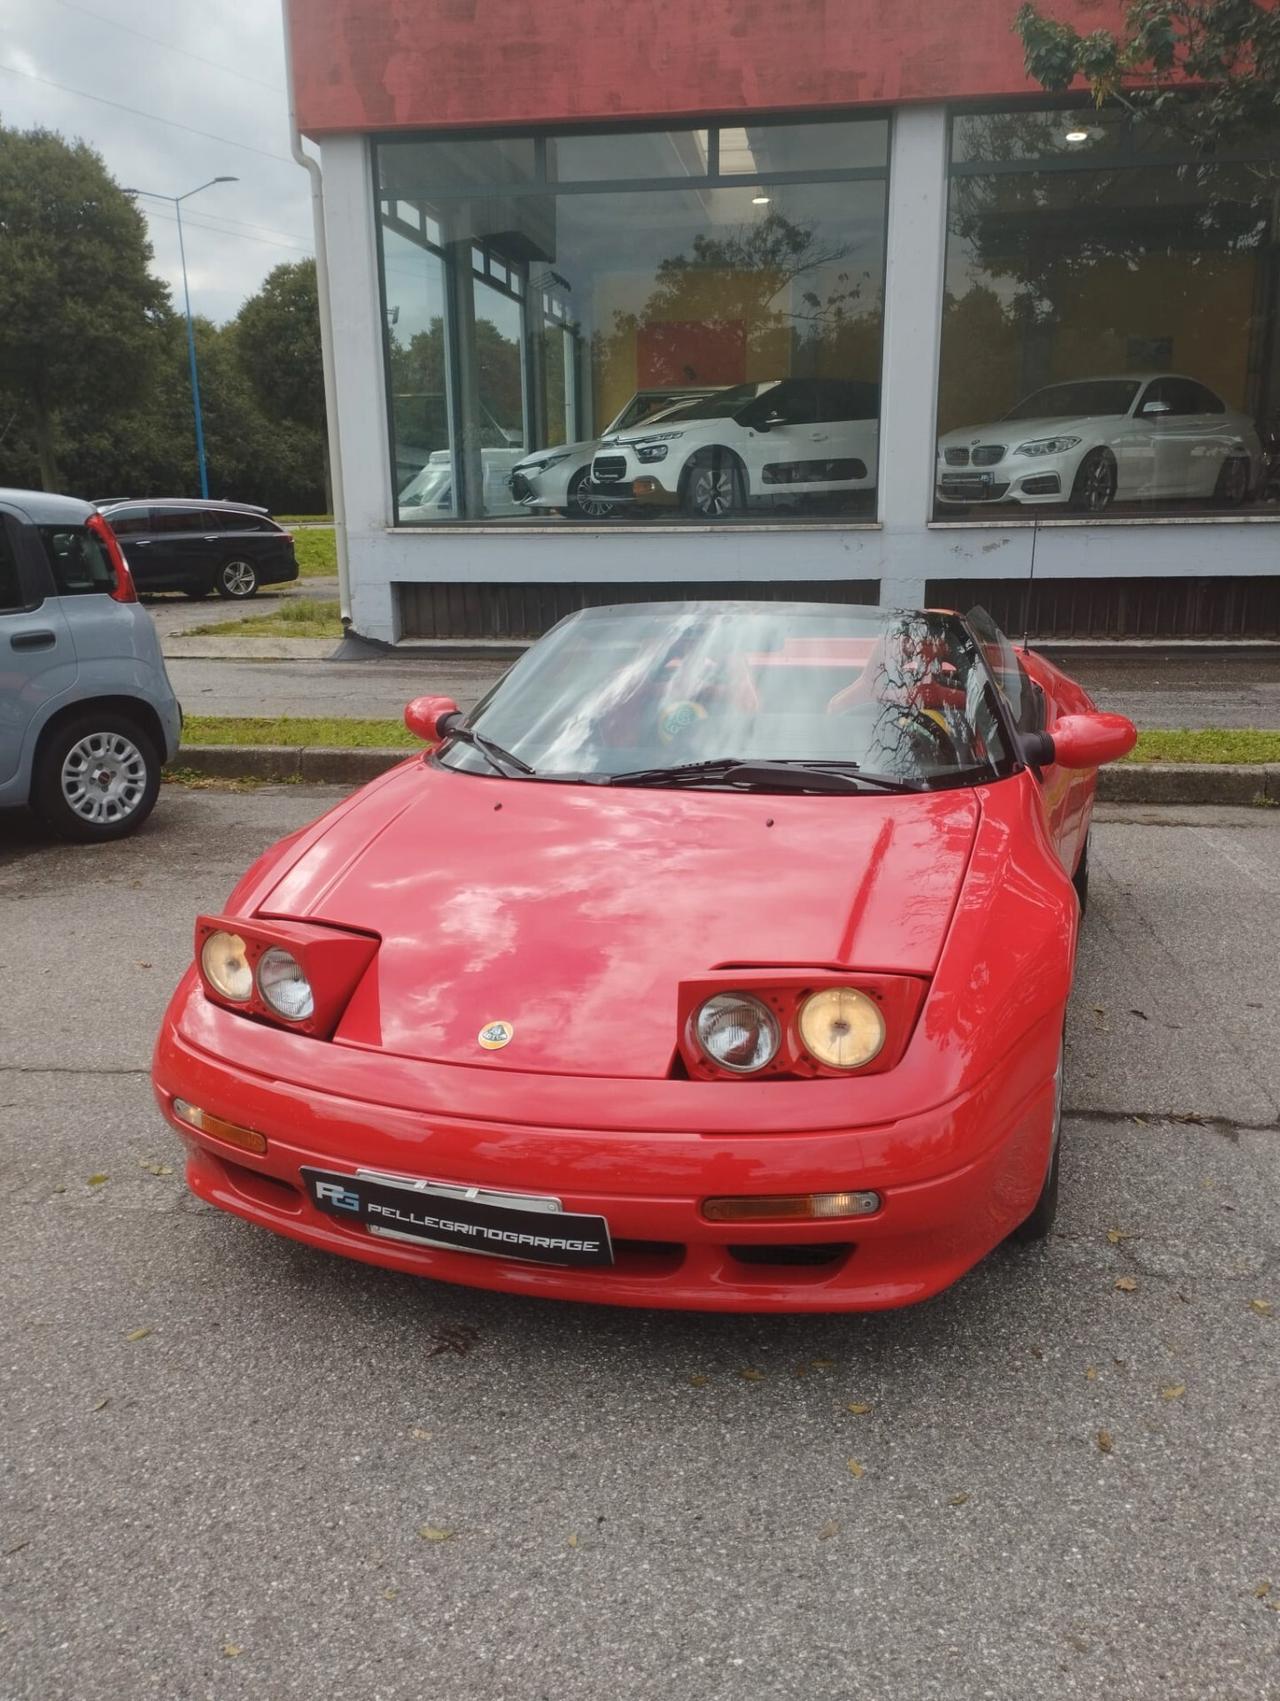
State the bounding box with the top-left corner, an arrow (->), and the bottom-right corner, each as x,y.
86,511 -> 138,603
194,913 -> 378,1039
676,971 -> 927,1081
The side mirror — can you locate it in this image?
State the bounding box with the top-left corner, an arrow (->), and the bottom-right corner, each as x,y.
404,695 -> 461,743
1141,400 -> 1171,417
1020,712 -> 1137,771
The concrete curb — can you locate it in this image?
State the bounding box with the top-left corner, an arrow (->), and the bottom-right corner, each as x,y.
164,745 -> 1280,804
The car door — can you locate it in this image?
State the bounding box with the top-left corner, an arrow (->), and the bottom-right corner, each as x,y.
816,381 -> 880,489
739,381 -> 827,495
106,504 -> 164,590
1146,378 -> 1202,497
147,506 -> 222,592
0,510 -> 76,790
1185,381 -> 1235,496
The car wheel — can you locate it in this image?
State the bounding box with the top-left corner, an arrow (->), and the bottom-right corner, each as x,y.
563,467 -> 618,521
215,558 -> 259,599
1012,1042 -> 1063,1243
1073,834 -> 1090,916
681,450 -> 745,519
1069,448 -> 1116,513
32,713 -> 161,843
1213,455 -> 1251,508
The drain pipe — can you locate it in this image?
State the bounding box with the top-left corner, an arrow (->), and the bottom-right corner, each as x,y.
281,0 -> 351,629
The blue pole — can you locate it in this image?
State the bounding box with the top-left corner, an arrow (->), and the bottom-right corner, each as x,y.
175,197 -> 210,500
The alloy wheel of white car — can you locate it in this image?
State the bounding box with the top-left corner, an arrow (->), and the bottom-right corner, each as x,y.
1070,449 -> 1116,513
684,454 -> 744,518
566,467 -> 618,521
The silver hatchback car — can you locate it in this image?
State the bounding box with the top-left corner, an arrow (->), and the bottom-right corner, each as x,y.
0,489 -> 181,841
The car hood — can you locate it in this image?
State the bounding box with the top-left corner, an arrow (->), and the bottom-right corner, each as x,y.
940,415 -> 1103,447
257,765 -> 979,1077
513,438 -> 598,472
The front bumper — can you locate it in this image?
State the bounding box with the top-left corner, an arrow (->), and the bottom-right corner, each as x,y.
936,455 -> 1072,506
153,991 -> 1059,1313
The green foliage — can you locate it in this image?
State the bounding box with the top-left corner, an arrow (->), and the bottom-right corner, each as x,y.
1127,727 -> 1280,763
183,714 -> 416,748
0,120 -> 327,509
1016,1 -> 1280,155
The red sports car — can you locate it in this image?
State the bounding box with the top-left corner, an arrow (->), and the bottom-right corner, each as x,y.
153,600 -> 1136,1312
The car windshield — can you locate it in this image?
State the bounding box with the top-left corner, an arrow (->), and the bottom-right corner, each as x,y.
437,602 -> 1014,789
1003,380 -> 1140,421
609,391 -> 718,433
644,382 -> 780,423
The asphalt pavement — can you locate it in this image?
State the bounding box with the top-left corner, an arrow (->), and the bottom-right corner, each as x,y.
1,788 -> 1278,1699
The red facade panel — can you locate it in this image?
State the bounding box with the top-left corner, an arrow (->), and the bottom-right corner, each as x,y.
290,0 -> 1127,135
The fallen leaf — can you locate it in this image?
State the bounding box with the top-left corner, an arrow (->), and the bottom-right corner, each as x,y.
1092,1005 -> 1106,1017
688,1374 -> 709,1388
418,1525 -> 453,1543
1249,1299 -> 1272,1316
409,1427 -> 432,1439
1129,1009 -> 1148,1021
1085,1366 -> 1099,1381
137,962 -> 152,969
1255,1582 -> 1272,1599
1160,1383 -> 1186,1401
846,1401 -> 873,1415
846,1459 -> 864,1479
124,1327 -> 152,1342
140,1161 -> 174,1177
383,1588 -> 398,1600
222,1644 -> 242,1659
1114,1276 -> 1138,1293
91,1397 -> 109,1412
51,1185 -> 66,1195
566,1533 -> 579,1549
737,1367 -> 765,1382
1105,1228 -> 1136,1246
3,1540 -> 30,1556
86,1174 -> 109,1187
1029,1345 -> 1044,1359
817,1519 -> 840,1540
810,1357 -> 835,1369
948,1492 -> 970,1507
1096,1429 -> 1114,1454
1131,1115 -> 1150,1127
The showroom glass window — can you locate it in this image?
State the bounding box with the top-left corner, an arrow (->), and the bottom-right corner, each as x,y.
374,122 -> 888,525
936,106 -> 1280,520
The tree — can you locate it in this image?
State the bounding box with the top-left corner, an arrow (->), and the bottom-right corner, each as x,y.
0,124 -> 168,488
235,259 -> 330,505
1015,1 -> 1280,166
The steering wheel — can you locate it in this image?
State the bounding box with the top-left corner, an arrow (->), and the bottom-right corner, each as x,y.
831,699 -> 961,769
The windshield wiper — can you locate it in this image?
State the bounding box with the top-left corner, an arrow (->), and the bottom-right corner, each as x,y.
440,721 -> 535,778
606,758 -> 924,794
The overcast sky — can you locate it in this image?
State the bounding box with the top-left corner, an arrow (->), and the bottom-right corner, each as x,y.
3,0 -> 315,323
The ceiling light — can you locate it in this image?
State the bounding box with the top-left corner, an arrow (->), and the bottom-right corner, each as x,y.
1064,129 -> 1090,144
751,191 -> 771,205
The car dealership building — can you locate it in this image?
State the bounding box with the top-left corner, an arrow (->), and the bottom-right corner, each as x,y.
287,0 -> 1280,642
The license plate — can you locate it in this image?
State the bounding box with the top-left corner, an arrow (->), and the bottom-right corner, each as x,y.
302,1168 -> 614,1268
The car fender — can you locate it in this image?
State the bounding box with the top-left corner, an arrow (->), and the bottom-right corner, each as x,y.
906,770 -> 1078,1113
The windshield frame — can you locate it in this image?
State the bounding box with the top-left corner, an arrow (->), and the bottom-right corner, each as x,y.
432,601 -> 1027,795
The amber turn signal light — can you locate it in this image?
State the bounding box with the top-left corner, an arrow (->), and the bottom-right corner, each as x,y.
703,1190 -> 881,1223
172,1098 -> 268,1156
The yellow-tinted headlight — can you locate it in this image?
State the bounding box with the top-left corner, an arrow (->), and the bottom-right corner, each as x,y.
201,930 -> 253,1002
798,987 -> 885,1069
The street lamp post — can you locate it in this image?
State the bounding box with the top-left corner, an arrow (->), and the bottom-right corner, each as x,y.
122,177 -> 238,500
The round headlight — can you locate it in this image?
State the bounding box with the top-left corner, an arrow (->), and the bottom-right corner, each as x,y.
695,993 -> 780,1074
256,947 -> 315,1022
798,988 -> 885,1070
201,931 -> 253,1002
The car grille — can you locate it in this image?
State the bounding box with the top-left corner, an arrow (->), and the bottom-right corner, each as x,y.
509,473 -> 534,502
592,455 -> 628,483
944,447 -> 970,466
972,444 -> 1005,466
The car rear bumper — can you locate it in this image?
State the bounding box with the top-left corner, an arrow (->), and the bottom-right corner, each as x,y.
152,1008 -> 1059,1313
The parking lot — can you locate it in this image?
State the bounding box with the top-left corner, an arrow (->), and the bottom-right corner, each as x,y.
2,787 -> 1278,1701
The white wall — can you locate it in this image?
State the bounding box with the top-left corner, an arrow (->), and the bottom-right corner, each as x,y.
319,117 -> 1280,647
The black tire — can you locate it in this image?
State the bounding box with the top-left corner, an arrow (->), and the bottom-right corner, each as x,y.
182,587 -> 211,600
562,466 -> 618,521
1012,1041 -> 1063,1242
31,712 -> 161,843
681,449 -> 746,519
1069,448 -> 1116,514
1213,455 -> 1251,509
215,558 -> 259,599
1072,834 -> 1089,917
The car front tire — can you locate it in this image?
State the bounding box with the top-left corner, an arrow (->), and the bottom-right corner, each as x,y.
562,467 -> 618,521
681,450 -> 746,519
1069,448 -> 1116,513
1213,455 -> 1251,508
32,712 -> 162,843
215,558 -> 259,599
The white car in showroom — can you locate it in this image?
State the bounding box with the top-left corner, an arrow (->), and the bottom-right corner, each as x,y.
507,386 -> 723,520
589,377 -> 881,518
936,374 -> 1262,512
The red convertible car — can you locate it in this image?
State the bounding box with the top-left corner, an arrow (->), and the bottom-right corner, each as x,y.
153,600 -> 1135,1312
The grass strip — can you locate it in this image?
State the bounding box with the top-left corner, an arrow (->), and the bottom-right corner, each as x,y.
1127,728 -> 1280,765
186,598 -> 343,640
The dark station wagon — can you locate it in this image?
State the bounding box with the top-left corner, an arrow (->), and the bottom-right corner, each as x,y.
96,500 -> 299,600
